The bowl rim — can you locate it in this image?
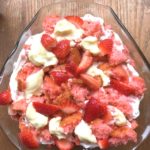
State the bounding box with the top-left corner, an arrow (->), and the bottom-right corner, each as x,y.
0,1 -> 150,150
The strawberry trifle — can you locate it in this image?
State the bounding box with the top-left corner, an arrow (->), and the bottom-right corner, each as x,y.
0,14 -> 146,149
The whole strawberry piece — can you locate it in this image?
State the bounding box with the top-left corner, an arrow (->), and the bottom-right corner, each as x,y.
41,34 -> 57,50
52,40 -> 70,59
19,127 -> 39,149
84,98 -> 107,123
0,89 -> 12,105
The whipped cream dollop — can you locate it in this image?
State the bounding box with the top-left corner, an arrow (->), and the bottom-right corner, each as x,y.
25,69 -> 44,98
52,19 -> 84,41
75,120 -> 97,143
49,117 -> 66,139
80,36 -> 100,55
26,103 -> 48,129
28,34 -> 58,67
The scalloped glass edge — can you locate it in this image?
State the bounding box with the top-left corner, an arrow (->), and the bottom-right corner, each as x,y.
0,0 -> 150,150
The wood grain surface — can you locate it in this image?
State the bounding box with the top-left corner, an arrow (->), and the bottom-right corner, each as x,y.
0,0 -> 150,149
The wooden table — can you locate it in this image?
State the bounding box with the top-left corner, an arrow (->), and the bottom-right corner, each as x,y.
0,0 -> 149,149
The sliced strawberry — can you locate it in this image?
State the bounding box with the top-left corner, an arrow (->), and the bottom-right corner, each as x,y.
61,101 -> 79,114
42,16 -> 60,33
33,102 -> 60,116
65,16 -> 83,28
82,21 -> 102,38
52,40 -> 70,59
55,139 -> 74,150
0,89 -> 12,105
68,47 -> 81,65
65,61 -> 78,77
51,71 -> 70,85
110,79 -> 135,96
98,39 -> 113,55
80,74 -> 101,90
84,97 -> 107,123
98,139 -> 109,149
77,51 -> 93,74
12,99 -> 27,112
60,112 -> 82,133
41,34 -> 57,50
19,127 -> 39,149
110,65 -> 129,81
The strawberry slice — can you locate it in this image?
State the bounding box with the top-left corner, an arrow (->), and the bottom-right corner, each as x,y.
41,34 -> 57,50
42,16 -> 60,33
55,139 -> 74,150
61,101 -> 79,114
51,71 -> 70,85
97,139 -> 109,149
68,47 -> 81,65
65,61 -> 78,77
52,40 -> 70,59
0,89 -> 12,105
84,97 -> 107,123
110,79 -> 135,96
110,65 -> 129,81
19,127 -> 39,149
60,112 -> 82,133
65,16 -> 83,28
80,74 -> 101,90
98,39 -> 113,55
33,102 -> 60,116
77,51 -> 93,74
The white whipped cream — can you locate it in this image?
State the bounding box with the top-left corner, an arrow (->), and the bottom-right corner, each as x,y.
25,69 -> 44,98
52,19 -> 84,41
28,33 -> 58,67
108,105 -> 127,126
80,36 -> 100,55
49,117 -> 66,139
82,14 -> 104,26
75,120 -> 97,143
26,103 -> 48,129
87,63 -> 110,86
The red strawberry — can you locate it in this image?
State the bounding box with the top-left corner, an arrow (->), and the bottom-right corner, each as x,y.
68,48 -> 81,65
80,74 -> 102,90
65,16 -> 83,28
33,102 -> 60,116
98,139 -> 109,149
51,71 -> 70,85
82,21 -> 102,38
60,112 -> 82,133
110,79 -> 135,96
12,99 -> 27,112
65,61 -> 78,76
55,139 -> 74,150
61,101 -> 79,114
0,90 -> 12,105
19,127 -> 39,149
52,40 -> 70,59
42,16 -> 60,33
41,34 -> 57,50
84,97 -> 107,123
77,51 -> 93,74
98,39 -> 113,55
110,65 -> 129,81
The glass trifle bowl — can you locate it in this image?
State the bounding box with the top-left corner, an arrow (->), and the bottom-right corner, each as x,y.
0,0 -> 150,150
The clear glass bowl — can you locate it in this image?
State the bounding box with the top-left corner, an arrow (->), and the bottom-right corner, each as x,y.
0,0 -> 150,150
